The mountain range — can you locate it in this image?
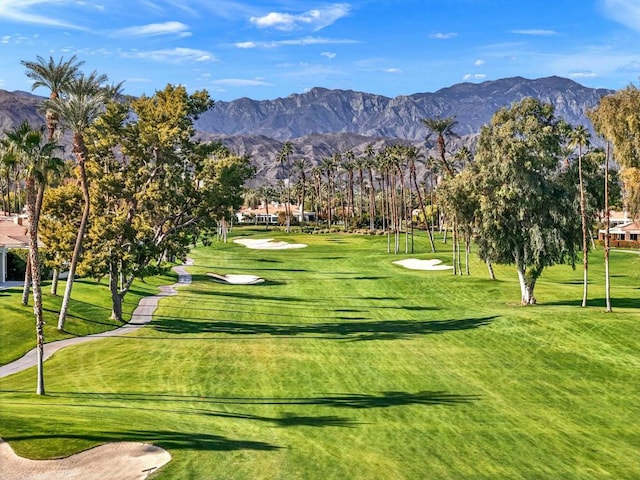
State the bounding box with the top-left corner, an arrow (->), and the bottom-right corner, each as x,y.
0,76 -> 612,184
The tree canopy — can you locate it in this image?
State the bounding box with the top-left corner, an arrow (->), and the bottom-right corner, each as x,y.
472,97 -> 582,304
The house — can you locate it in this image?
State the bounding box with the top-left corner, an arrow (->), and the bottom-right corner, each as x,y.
0,215 -> 30,284
598,210 -> 640,244
236,202 -> 316,225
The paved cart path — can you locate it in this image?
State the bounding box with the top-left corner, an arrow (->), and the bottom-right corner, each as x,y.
0,260 -> 193,379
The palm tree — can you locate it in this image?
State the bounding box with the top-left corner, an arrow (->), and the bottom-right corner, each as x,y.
277,142 -> 293,232
0,140 -> 18,214
342,150 -> 356,227
21,55 -> 84,142
364,144 -> 377,231
321,155 -> 338,228
258,184 -> 277,230
21,55 -> 83,304
293,158 -> 308,224
422,116 -> 459,273
406,144 -> 436,252
569,125 -> 591,307
45,71 -> 110,331
421,116 -> 458,177
5,122 -> 60,395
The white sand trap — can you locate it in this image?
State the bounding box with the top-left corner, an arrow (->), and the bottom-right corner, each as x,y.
0,438 -> 171,480
233,238 -> 307,250
207,272 -> 265,284
393,258 -> 454,271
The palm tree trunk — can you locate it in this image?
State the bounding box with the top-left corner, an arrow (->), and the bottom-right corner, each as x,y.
368,168 -> 376,231
604,142 -> 612,312
26,176 -> 45,394
22,256 -> 31,305
58,134 -> 90,331
578,152 -> 588,307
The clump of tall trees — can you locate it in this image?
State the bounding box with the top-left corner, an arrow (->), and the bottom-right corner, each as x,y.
13,56 -> 253,394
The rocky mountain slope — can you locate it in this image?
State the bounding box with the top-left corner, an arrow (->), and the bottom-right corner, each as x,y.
0,76 -> 612,184
195,76 -> 610,140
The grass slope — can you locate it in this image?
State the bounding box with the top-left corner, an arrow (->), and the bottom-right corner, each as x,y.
1,229 -> 639,479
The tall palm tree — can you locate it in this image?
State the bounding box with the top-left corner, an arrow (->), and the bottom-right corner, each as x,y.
421,116 -> 459,272
364,144 -> 377,231
21,55 -> 84,142
293,158 -> 308,225
0,140 -> 18,214
342,150 -> 356,227
421,116 -> 458,177
277,142 -> 294,232
406,144 -> 436,252
45,71 -> 110,331
21,55 -> 83,304
569,125 -> 591,307
258,184 -> 277,230
5,122 -> 60,395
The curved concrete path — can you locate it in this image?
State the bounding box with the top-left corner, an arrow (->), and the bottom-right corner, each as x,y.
0,259 -> 193,379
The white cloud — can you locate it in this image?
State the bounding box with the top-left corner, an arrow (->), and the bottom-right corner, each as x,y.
600,0 -> 640,31
321,51 -> 336,59
430,32 -> 457,39
250,3 -> 351,32
510,29 -> 557,36
212,78 -> 273,87
233,36 -> 359,48
114,21 -> 191,38
568,70 -> 597,79
474,59 -> 485,66
122,48 -> 217,63
1,36 -> 10,44
463,73 -> 487,80
383,68 -> 401,73
235,41 -> 257,48
0,0 -> 83,29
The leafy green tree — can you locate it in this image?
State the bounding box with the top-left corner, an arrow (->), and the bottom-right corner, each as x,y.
39,184 -> 83,295
473,98 -> 581,304
83,85 -> 252,320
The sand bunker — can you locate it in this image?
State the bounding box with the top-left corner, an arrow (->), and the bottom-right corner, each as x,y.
207,272 -> 265,284
233,238 -> 307,250
0,438 -> 171,480
393,258 -> 453,271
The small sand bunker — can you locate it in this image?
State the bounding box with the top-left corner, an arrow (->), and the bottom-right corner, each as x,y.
393,258 -> 453,271
0,438 -> 171,480
233,238 -> 307,250
207,272 -> 265,284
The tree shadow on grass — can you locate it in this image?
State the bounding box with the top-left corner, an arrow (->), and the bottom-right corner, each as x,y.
37,390 -> 480,410
206,411 -> 360,428
544,297 -> 640,309
4,430 -> 281,452
151,316 -> 497,341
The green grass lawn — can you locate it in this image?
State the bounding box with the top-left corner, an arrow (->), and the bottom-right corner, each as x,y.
1,229 -> 639,479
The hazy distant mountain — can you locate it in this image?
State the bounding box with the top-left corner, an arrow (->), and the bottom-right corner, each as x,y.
0,76 -> 612,184
195,76 -> 611,141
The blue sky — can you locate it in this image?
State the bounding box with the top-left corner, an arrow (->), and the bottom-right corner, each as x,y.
0,0 -> 639,101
